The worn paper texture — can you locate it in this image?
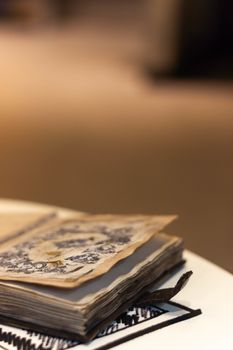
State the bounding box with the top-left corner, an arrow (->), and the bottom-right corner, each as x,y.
0,214 -> 176,288
0,212 -> 57,244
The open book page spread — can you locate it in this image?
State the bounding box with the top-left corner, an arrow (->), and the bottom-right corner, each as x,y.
0,233 -> 185,340
1,234 -> 182,304
0,202 -> 202,346
0,214 -> 176,288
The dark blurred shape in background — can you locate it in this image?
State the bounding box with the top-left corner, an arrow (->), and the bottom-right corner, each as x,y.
1,0 -> 232,77
147,0 -> 233,78
0,1 -> 232,272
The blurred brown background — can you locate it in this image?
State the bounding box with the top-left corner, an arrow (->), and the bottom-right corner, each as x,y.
0,0 -> 233,272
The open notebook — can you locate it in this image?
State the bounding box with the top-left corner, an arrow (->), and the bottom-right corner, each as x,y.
0,211 -> 184,342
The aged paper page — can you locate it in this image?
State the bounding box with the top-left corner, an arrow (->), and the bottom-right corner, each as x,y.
0,214 -> 176,288
0,212 -> 57,244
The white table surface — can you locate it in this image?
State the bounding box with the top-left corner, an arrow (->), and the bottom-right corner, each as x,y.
0,198 -> 232,350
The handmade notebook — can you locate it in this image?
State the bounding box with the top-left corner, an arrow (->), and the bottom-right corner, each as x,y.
0,211 -> 185,342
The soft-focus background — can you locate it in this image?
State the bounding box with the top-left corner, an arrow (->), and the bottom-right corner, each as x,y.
0,1 -> 232,272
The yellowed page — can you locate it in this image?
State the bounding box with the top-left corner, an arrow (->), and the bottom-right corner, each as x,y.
0,212 -> 57,244
0,214 -> 176,288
